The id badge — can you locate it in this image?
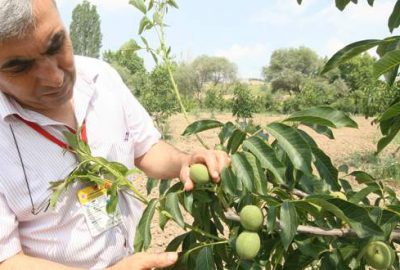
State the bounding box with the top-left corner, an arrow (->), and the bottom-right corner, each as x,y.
77,185 -> 122,237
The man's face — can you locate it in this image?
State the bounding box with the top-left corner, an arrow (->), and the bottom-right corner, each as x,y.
0,0 -> 75,113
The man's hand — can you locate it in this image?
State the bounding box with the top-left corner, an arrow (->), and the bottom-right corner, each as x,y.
109,252 -> 178,270
135,141 -> 230,191
180,149 -> 231,191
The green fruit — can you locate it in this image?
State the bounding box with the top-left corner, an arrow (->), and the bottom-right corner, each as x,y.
330,191 -> 347,200
364,241 -> 395,270
189,164 -> 211,184
239,205 -> 264,231
235,231 -> 261,260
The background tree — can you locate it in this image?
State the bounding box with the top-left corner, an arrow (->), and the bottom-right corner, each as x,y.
139,65 -> 179,138
70,0 -> 102,58
103,40 -> 147,96
191,55 -> 237,101
263,47 -> 322,94
231,83 -> 257,123
173,61 -> 198,97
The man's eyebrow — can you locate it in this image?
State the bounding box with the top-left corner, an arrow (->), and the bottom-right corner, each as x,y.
42,30 -> 66,55
0,58 -> 34,69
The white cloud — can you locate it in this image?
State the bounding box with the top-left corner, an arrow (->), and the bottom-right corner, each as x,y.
252,0 -> 318,25
215,43 -> 268,62
215,44 -> 269,79
310,1 -> 392,33
325,38 -> 346,57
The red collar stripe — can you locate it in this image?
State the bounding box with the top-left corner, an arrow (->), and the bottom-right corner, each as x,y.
15,115 -> 87,150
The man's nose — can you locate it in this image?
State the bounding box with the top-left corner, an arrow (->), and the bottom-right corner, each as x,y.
35,57 -> 64,87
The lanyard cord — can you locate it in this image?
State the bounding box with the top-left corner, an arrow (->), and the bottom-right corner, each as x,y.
14,115 -> 87,150
9,123 -> 37,214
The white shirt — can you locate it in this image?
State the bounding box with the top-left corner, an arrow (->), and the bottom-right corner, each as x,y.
0,56 -> 161,269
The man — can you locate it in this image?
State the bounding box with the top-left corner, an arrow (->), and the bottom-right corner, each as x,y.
0,0 -> 230,269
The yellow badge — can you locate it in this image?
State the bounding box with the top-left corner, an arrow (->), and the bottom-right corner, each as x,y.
77,183 -> 122,237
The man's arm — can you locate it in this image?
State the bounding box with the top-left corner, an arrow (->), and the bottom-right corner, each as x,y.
0,252 -> 81,270
134,140 -> 230,190
1,252 -> 178,270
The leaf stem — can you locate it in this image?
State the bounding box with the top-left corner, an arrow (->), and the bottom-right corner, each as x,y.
183,240 -> 228,257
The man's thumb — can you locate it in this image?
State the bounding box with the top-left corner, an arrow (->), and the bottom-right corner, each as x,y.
136,252 -> 178,269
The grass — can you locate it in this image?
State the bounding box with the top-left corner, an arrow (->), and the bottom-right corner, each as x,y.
342,150 -> 400,184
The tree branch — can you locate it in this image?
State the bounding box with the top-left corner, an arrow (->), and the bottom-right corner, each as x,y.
225,210 -> 400,243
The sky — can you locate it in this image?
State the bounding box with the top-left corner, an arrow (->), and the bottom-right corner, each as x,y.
56,0 -> 397,79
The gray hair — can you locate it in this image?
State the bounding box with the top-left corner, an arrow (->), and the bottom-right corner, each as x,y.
0,1 -> 34,41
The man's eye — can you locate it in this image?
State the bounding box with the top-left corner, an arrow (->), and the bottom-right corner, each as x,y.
7,63 -> 34,74
47,44 -> 62,55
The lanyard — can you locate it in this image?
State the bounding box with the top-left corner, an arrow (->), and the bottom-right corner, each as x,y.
15,115 -> 87,150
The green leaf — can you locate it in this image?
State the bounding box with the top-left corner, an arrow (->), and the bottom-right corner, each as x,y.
182,120 -> 224,136
146,178 -> 158,195
243,152 -> 269,195
389,0 -> 400,32
322,39 -> 382,74
306,197 -> 348,221
284,106 -> 358,128
221,167 -> 238,196
62,131 -> 79,151
243,136 -> 285,184
328,198 -> 383,237
134,199 -> 158,251
138,16 -> 152,34
265,123 -> 312,174
153,11 -> 163,25
283,249 -> 314,270
279,201 -> 298,251
165,192 -> 185,228
335,0 -> 352,10
367,0 -> 374,6
231,153 -> 255,192
226,128 -> 246,154
106,188 -> 118,214
350,171 -> 375,184
183,192 -> 194,214
267,205 -> 277,234
49,182 -> 67,208
376,36 -> 400,85
218,122 -> 236,144
303,123 -> 335,139
297,0 -> 303,4
148,0 -> 154,11
129,0 -> 147,13
312,147 -> 340,191
140,36 -> 149,49
379,102 -> 400,122
159,179 -> 171,195
349,185 -> 380,204
307,196 -> 383,238
374,49 -> 400,78
195,247 -> 215,270
377,121 -> 400,153
167,0 -> 179,9
159,210 -> 169,230
166,232 -> 190,251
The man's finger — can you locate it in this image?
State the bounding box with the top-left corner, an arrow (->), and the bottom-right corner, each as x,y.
180,166 -> 195,191
133,252 -> 178,269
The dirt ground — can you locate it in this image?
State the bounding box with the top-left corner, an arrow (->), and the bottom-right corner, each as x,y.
136,113 -> 391,252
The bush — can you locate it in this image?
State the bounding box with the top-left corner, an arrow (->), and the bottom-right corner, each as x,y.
231,83 -> 258,123
204,87 -> 226,114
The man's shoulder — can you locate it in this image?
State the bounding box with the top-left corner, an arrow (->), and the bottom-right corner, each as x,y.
74,55 -> 115,79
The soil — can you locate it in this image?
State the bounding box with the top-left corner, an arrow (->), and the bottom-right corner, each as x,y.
135,113 -> 391,253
